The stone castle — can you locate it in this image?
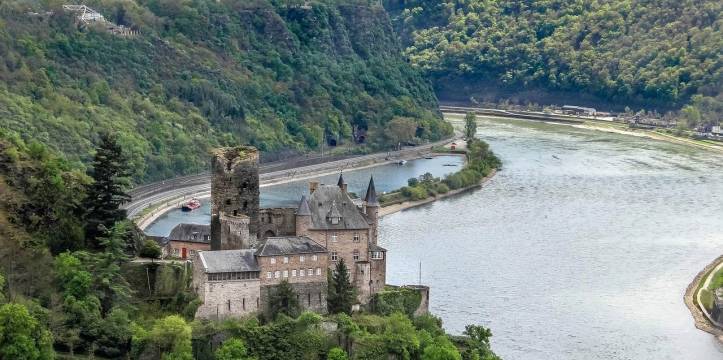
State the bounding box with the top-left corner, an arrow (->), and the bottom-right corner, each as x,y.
192,146 -> 387,320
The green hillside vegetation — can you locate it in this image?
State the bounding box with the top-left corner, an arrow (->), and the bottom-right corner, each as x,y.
0,132 -> 499,360
385,0 -> 722,123
0,0 -> 450,182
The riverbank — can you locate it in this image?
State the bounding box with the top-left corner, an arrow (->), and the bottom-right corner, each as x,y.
379,169 -> 497,217
685,255 -> 723,343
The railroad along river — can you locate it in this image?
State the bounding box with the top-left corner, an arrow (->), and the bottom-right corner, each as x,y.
382,115 -> 723,359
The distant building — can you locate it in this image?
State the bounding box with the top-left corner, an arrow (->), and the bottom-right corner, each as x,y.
151,223 -> 211,259
562,105 -> 596,116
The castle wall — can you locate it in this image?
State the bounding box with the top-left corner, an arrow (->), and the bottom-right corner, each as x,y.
259,208 -> 297,240
370,257 -> 386,297
257,252 -> 329,315
260,282 -> 327,315
195,278 -> 261,320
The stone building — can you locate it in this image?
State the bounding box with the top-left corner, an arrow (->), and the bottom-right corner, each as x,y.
151,223 -> 211,259
210,147 -> 260,250
190,146 -> 388,319
193,236 -> 328,319
256,236 -> 329,314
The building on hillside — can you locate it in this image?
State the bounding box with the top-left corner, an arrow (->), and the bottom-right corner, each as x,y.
150,223 -> 211,259
186,146 -> 388,319
193,236 -> 328,320
562,105 -> 596,116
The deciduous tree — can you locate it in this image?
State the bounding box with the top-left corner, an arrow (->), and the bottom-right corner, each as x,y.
0,303 -> 55,360
464,112 -> 477,141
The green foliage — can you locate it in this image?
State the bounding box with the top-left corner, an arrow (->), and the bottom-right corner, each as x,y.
0,274 -> 5,303
148,315 -> 193,360
0,303 -> 55,360
83,133 -> 131,246
0,0 -> 449,182
460,325 -> 499,360
389,0 -> 722,115
269,280 -> 301,319
328,258 -> 356,315
371,287 -> 422,317
215,338 -> 254,360
140,239 -> 163,259
327,347 -> 349,360
464,113 -> 477,141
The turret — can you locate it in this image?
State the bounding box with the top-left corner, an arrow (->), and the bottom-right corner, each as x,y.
295,195 -> 312,236
337,172 -> 348,193
364,176 -> 380,243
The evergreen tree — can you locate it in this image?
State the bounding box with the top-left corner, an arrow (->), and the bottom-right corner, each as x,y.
269,280 -> 300,319
91,221 -> 134,315
83,133 -> 131,248
328,258 -> 355,315
464,112 -> 477,141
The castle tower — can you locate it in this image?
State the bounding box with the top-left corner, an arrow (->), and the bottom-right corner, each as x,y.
364,176 -> 380,244
337,173 -> 347,193
295,195 -> 312,236
210,146 -> 260,250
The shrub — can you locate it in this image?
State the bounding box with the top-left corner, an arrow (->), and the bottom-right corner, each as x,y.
139,239 -> 162,259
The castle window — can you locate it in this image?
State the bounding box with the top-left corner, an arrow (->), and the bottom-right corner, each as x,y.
316,268 -> 321,275
243,298 -> 246,310
307,268 -> 313,276
190,250 -> 196,256
283,256 -> 289,264
267,272 -> 272,279
299,269 -> 305,277
204,235 -> 210,241
330,252 -> 338,261
353,250 -> 360,261
233,210 -> 238,216
308,293 -> 311,306
243,201 -> 248,210
283,270 -> 288,278
292,269 -> 297,277
225,199 -> 231,205
313,255 -> 318,261
300,255 -> 305,263
353,233 -> 360,242
331,232 -> 337,242
371,251 -> 383,260
274,271 -> 280,278
270,257 -> 276,264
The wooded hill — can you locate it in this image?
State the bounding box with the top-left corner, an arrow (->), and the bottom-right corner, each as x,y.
385,0 -> 722,118
0,0 -> 449,182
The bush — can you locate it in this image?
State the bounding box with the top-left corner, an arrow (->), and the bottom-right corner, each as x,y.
407,177 -> 419,187
139,239 -> 162,259
370,288 -> 422,317
327,347 -> 349,360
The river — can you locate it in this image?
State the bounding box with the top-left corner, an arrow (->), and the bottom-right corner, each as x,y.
382,115 -> 723,359
144,155 -> 464,236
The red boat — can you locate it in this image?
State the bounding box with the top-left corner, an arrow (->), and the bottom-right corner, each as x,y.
181,198 -> 201,211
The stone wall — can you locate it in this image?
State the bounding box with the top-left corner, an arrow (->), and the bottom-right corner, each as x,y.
216,213 -> 252,249
211,147 -> 260,248
369,257 -> 386,297
123,261 -> 192,300
195,278 -> 261,320
260,282 -> 328,315
259,208 -> 297,240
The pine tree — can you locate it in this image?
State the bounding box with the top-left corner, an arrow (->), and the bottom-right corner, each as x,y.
328,258 -> 355,314
83,133 -> 131,248
269,280 -> 300,319
464,112 -> 477,141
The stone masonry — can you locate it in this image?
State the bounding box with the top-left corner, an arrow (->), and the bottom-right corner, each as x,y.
211,147 -> 260,249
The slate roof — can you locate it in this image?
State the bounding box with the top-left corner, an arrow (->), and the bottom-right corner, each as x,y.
169,223 -> 211,243
369,243 -> 387,252
297,195 -> 311,216
364,176 -> 379,207
198,250 -> 259,273
308,185 -> 370,230
256,236 -> 327,256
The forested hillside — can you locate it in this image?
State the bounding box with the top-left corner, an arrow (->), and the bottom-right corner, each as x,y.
0,0 -> 449,182
385,0 -> 722,118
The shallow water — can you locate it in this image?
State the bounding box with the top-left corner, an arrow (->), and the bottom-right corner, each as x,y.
381,117 -> 723,359
144,155 -> 464,236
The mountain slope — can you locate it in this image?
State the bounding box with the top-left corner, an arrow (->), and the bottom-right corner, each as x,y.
0,0 -> 449,182
385,0 -> 722,114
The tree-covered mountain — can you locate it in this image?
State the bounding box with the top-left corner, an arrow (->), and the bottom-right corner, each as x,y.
0,0 -> 450,182
385,0 -> 722,118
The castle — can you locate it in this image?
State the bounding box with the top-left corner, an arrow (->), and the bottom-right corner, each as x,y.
192,146 -> 386,319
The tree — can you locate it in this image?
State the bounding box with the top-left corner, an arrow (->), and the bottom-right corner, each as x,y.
327,347 -> 349,360
0,274 -> 5,303
140,239 -> 162,259
215,338 -> 254,360
464,112 -> 477,141
149,315 -> 193,360
328,259 -> 355,315
461,325 -> 498,360
91,222 -> 133,315
269,280 -> 300,319
0,303 -> 55,360
386,117 -> 418,149
83,133 -> 131,248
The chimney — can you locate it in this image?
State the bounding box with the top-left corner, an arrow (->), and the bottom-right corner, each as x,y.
309,181 -> 319,194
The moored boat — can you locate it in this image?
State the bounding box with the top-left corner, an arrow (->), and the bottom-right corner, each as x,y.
182,198 -> 201,211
